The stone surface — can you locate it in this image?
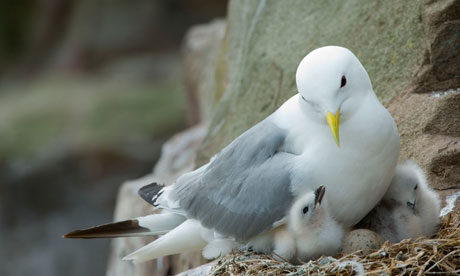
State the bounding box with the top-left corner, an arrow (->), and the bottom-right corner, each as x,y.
341,229 -> 385,255
175,261 -> 217,276
412,1 -> 460,93
107,16 -> 227,275
106,124 -> 208,276
389,91 -> 460,191
197,0 -> 431,165
182,19 -> 226,124
388,89 -> 460,209
195,0 -> 460,208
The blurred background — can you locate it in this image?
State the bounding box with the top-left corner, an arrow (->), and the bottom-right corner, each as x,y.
0,0 -> 227,275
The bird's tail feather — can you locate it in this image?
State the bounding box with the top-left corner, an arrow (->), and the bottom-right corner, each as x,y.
123,219 -> 208,263
63,213 -> 185,239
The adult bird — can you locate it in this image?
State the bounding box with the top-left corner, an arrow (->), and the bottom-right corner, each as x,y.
64,46 -> 400,262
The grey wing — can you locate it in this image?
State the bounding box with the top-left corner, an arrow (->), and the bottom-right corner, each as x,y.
172,119 -> 295,242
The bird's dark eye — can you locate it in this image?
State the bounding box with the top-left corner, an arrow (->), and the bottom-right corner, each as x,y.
341,75 -> 347,88
302,206 -> 309,214
414,184 -> 418,190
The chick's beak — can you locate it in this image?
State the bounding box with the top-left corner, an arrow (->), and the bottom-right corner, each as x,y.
314,185 -> 326,206
407,201 -> 415,210
326,108 -> 340,147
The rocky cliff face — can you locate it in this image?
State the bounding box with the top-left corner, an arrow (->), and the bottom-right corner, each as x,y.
109,0 -> 460,274
107,125 -> 209,276
197,0 -> 460,201
198,0 -> 460,166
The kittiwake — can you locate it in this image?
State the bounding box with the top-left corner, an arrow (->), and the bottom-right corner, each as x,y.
64,46 -> 400,263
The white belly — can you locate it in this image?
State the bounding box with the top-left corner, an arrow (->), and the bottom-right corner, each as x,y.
304,135 -> 398,226
284,98 -> 399,227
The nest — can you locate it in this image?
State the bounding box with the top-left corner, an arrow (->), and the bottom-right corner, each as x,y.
208,211 -> 460,275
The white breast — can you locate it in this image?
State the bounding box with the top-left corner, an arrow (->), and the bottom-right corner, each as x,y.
274,94 -> 400,227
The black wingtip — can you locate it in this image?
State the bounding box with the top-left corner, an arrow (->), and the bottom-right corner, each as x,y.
138,182 -> 165,206
63,219 -> 149,239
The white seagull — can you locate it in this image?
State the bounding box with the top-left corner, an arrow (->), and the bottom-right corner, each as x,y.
64,46 -> 400,263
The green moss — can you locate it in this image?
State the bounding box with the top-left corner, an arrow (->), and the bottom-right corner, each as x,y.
82,82 -> 186,146
0,75 -> 186,159
1,108 -> 68,157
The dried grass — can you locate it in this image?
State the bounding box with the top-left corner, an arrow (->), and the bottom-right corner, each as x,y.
208,211 -> 460,275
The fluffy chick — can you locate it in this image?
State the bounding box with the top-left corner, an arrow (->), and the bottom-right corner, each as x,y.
357,160 -> 441,243
272,185 -> 344,263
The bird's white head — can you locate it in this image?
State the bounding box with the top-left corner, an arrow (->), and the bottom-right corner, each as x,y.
384,161 -> 421,212
289,185 -> 326,234
296,46 -> 374,147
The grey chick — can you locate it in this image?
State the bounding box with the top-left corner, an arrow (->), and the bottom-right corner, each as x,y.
272,185 -> 344,263
357,160 -> 441,243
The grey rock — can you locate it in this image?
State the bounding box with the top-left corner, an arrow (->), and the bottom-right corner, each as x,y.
182,19 -> 226,124
175,261 -> 217,276
196,0 -> 460,205
197,0 -> 435,165
106,124 -> 208,276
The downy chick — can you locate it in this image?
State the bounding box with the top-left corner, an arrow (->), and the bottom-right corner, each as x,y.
273,185 -> 344,262
357,160 -> 441,243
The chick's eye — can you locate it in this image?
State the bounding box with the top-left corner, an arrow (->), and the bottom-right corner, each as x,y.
302,206 -> 309,214
341,75 -> 347,88
414,184 -> 418,190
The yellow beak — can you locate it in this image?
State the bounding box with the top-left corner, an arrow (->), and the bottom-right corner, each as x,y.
326,108 -> 340,147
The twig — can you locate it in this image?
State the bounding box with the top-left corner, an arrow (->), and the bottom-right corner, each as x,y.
424,249 -> 460,274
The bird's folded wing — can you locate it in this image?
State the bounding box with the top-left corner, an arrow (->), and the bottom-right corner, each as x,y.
171,118 -> 295,242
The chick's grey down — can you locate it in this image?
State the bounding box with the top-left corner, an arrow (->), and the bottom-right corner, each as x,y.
357,160 -> 441,243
